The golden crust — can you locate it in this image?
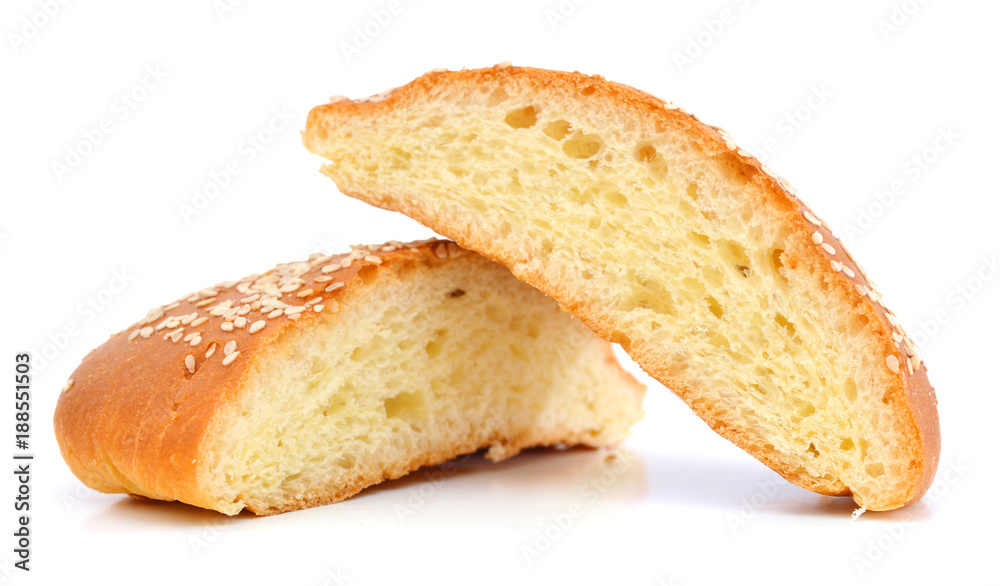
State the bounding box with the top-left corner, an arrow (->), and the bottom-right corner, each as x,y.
54,239 -> 643,515
304,65 -> 940,510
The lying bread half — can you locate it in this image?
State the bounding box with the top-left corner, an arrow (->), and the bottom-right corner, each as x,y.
303,65 -> 940,510
54,240 -> 644,515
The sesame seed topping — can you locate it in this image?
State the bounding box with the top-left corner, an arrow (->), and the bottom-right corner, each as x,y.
321,264 -> 340,274
140,307 -> 164,325
855,284 -> 868,296
886,355 -> 900,374
222,351 -> 240,366
811,232 -> 823,244
183,332 -> 199,342
180,313 -> 197,325
892,332 -> 904,343
496,60 -> 512,68
435,243 -> 448,259
821,243 -> 836,255
199,288 -> 218,297
287,313 -> 301,320
206,343 -> 217,358
139,327 -> 153,338
831,260 -> 842,272
164,302 -> 181,311
62,379 -> 74,393
189,335 -> 202,346
279,282 -> 302,293
237,305 -> 251,316
249,320 -> 266,334
365,255 -> 383,265
221,322 -> 234,332
296,288 -> 315,298
224,340 -> 237,356
191,317 -> 208,327
843,266 -> 856,279
128,329 -> 141,341
340,259 -> 352,268
196,298 -> 216,307
325,282 -> 345,293
314,305 -> 324,312
241,294 -> 260,303
305,297 -> 323,306
185,355 -> 196,374
234,317 -> 247,329
910,355 -> 921,371
803,210 -> 822,226
267,309 -> 283,319
284,306 -> 306,315
166,329 -> 184,343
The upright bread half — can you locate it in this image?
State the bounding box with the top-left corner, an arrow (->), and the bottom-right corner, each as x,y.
303,65 -> 940,510
54,240 -> 644,515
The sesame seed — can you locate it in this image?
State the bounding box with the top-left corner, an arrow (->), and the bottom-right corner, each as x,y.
821,243 -> 836,255
164,302 -> 181,311
811,232 -> 823,244
237,305 -> 251,316
910,355 -> 921,371
892,332 -> 904,343
803,210 -> 822,226
128,329 -> 141,341
321,264 -> 340,274
267,309 -> 283,319
141,307 -> 165,325
831,260 -> 842,272
867,289 -> 880,303
199,288 -> 218,297
325,282 -> 345,293
62,379 -> 74,393
251,300 -> 262,310
222,351 -> 240,366
296,288 -> 315,298
221,322 -> 234,332
206,343 -> 217,358
191,317 -> 209,327
365,255 -> 383,265
340,259 -> 352,268
496,60 -> 512,68
843,266 -> 856,278
196,298 -> 216,307
886,355 -> 900,374
314,305 -> 324,312
183,332 -> 199,342
180,313 -> 197,325
241,294 -> 260,303
185,355 -> 196,374
315,275 -> 334,283
189,335 -> 202,346
234,317 -> 247,329
906,358 -> 914,375
284,306 -> 306,315
279,282 -> 302,293
140,327 -> 153,338
435,243 -> 448,259
224,340 -> 237,355
249,320 -> 266,334
305,297 -> 323,306
287,313 -> 301,320
855,284 -> 868,296
167,329 -> 184,343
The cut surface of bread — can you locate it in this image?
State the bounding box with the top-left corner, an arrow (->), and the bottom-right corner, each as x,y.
303,65 -> 940,510
53,240 -> 644,515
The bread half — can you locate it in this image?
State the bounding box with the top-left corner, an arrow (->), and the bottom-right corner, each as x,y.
53,240 -> 644,515
303,65 -> 940,510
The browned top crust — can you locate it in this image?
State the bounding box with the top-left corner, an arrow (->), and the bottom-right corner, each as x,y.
304,65 -> 940,509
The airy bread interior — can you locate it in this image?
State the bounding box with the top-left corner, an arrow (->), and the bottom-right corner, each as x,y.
203,253 -> 643,515
304,71 -> 927,509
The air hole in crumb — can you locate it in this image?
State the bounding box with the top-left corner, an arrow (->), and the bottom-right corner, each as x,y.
686,183 -> 700,200
706,296 -> 724,319
840,438 -> 855,451
504,106 -> 537,129
844,379 -> 858,402
610,331 -> 631,352
806,443 -> 820,457
689,232 -> 711,248
449,289 -> 465,298
563,132 -> 604,159
774,313 -> 796,335
604,191 -> 627,207
866,463 -> 885,478
635,143 -> 658,163
770,248 -> 788,284
543,119 -> 572,140
384,391 -> 424,420
425,329 -> 448,358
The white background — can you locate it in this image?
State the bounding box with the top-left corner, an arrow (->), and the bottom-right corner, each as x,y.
1,0 -> 997,584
